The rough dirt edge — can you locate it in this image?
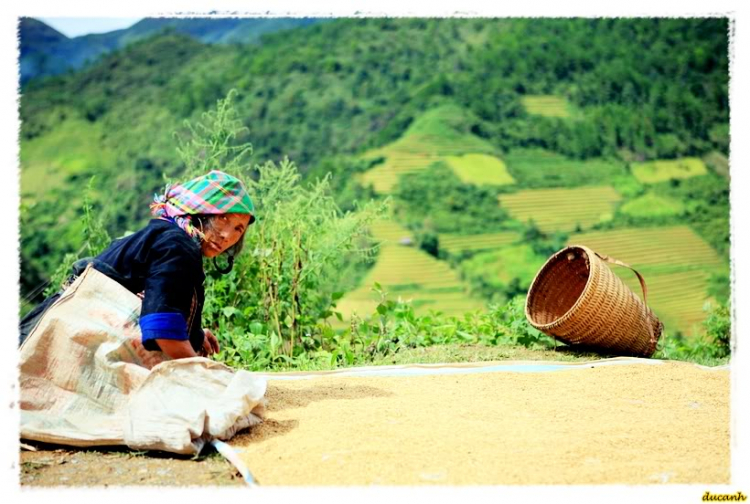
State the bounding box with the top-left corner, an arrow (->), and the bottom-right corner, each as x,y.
19,448 -> 246,487
232,360 -> 730,485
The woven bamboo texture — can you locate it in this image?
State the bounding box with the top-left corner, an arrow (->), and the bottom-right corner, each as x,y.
525,245 -> 663,357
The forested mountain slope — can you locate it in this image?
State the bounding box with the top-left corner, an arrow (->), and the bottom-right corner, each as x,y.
19,18 -> 729,309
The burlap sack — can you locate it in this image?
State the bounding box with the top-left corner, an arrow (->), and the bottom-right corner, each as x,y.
19,265 -> 266,454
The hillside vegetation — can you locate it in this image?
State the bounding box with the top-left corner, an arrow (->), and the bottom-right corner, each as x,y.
19,18 -> 730,362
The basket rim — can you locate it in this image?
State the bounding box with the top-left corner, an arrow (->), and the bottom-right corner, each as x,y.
525,244 -> 599,331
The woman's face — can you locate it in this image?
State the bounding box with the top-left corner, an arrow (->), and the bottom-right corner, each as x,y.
200,213 -> 252,258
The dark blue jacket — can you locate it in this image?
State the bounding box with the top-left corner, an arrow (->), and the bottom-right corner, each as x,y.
20,219 -> 206,352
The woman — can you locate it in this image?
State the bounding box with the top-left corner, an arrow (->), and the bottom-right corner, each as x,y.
19,170 -> 255,360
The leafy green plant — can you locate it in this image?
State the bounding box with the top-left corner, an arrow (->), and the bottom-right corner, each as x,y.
499,296 -> 556,349
180,92 -> 388,364
236,158 -> 386,357
81,177 -> 112,256
41,252 -> 79,299
175,89 -> 253,179
332,290 -> 556,366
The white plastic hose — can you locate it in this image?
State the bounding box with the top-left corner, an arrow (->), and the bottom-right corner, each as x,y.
210,439 -> 257,487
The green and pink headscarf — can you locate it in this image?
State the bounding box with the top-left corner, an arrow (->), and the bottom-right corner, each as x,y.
150,170 -> 255,240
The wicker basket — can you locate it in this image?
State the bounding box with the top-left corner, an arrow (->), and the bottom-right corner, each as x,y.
525,245 -> 663,357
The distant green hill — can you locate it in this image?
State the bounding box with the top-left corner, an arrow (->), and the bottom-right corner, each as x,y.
119,17 -> 320,44
19,18 -> 81,83
19,17 -> 320,84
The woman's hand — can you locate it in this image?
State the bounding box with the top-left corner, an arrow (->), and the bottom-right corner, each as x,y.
201,329 -> 220,357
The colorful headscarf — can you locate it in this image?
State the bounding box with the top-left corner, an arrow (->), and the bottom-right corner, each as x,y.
150,170 -> 255,241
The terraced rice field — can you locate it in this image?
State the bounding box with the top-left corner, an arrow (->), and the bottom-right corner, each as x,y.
334,218 -> 484,323
569,226 -> 724,270
498,186 -> 622,232
569,226 -> 727,336
358,105 -> 499,193
504,149 -> 627,188
335,243 -> 485,322
368,219 -> 414,245
443,153 -> 515,186
359,134 -> 496,193
521,95 -> 572,118
438,231 -> 520,255
619,192 -> 685,218
631,157 -> 708,184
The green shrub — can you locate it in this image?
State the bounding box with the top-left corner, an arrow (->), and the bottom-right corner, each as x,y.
521,221 -> 568,257
415,229 -> 440,258
703,301 -> 731,358
653,300 -> 731,365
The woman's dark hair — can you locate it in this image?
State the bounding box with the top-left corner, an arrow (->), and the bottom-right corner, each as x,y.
192,214 -> 249,274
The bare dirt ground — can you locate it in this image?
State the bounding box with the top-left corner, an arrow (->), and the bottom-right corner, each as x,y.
18,359 -> 730,487
19,445 -> 245,487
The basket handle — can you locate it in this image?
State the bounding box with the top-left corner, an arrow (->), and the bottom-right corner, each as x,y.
594,252 -> 657,348
594,252 -> 649,305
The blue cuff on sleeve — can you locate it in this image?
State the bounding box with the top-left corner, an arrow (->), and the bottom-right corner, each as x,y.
140,312 -> 189,343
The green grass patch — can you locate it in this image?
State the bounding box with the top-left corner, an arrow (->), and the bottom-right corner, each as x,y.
521,95 -> 573,118
619,192 -> 686,218
631,157 -> 708,184
504,148 -> 627,188
499,186 -> 622,232
444,153 -> 515,186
